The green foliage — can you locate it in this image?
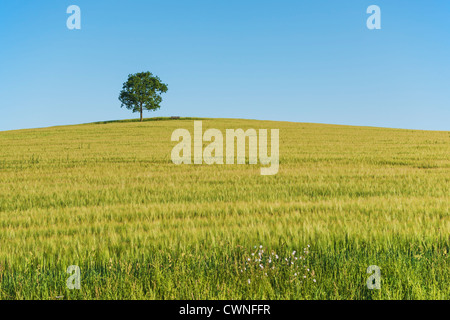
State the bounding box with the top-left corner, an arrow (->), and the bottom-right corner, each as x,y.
0,118 -> 448,299
118,72 -> 168,121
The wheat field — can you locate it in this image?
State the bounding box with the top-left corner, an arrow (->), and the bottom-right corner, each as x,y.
0,118 -> 448,299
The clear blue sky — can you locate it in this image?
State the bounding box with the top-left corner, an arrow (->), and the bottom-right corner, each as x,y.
0,0 -> 449,131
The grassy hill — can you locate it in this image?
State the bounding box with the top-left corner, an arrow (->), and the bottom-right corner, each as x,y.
0,118 -> 448,299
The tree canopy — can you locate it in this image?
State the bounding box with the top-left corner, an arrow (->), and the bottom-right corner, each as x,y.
119,72 -> 168,122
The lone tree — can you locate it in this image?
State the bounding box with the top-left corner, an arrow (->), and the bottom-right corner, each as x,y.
119,72 -> 168,122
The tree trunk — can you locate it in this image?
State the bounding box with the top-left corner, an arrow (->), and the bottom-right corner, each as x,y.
140,105 -> 143,122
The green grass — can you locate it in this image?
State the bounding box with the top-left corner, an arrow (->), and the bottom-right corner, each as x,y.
0,117 -> 448,299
